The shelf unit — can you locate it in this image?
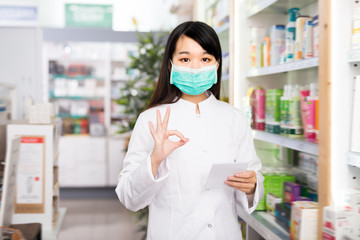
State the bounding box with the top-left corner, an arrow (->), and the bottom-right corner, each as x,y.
246,57 -> 318,77
238,210 -> 289,240
246,0 -> 318,17
43,29 -> 138,187
252,130 -> 318,156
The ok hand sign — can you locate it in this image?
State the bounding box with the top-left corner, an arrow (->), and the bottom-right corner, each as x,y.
149,107 -> 189,177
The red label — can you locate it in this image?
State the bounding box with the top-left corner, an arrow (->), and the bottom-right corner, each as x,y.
21,137 -> 44,144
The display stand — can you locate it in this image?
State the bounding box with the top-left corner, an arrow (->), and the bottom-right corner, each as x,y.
6,119 -> 64,239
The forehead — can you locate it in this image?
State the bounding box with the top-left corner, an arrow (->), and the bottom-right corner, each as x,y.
174,35 -> 207,54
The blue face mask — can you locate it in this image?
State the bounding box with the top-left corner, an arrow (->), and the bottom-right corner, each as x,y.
170,61 -> 218,95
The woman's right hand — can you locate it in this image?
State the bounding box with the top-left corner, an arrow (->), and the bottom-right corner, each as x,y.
148,106 -> 189,177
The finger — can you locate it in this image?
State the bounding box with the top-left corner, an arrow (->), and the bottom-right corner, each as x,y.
148,121 -> 156,139
173,138 -> 189,149
168,130 -> 187,141
163,107 -> 170,130
225,180 -> 255,190
156,109 -> 162,132
235,170 -> 256,179
227,175 -> 257,183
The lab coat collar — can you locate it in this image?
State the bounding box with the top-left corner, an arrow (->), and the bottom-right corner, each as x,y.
177,91 -> 216,114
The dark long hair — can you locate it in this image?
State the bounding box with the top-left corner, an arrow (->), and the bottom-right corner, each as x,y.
146,21 -> 222,110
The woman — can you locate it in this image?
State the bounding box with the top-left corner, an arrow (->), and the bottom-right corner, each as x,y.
116,21 -> 264,240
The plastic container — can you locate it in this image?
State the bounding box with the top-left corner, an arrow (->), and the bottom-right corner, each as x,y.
285,8 -> 300,63
266,89 -> 284,134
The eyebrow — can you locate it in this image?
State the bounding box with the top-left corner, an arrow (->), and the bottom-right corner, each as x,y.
177,51 -> 211,55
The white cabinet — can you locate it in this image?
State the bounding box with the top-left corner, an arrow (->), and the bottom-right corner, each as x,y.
59,136 -> 106,187
108,136 -> 127,186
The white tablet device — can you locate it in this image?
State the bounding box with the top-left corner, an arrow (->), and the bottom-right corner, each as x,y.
205,162 -> 248,190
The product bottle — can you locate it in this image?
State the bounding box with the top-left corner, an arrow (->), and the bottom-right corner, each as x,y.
285,8 -> 300,63
305,83 -> 318,142
280,85 -> 290,135
288,85 -> 303,137
300,85 -> 310,138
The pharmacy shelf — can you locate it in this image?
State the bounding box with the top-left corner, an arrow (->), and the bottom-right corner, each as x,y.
238,211 -> 289,240
56,114 -> 89,119
246,58 -> 319,77
51,74 -> 104,81
348,50 -> 360,63
50,96 -> 103,100
252,130 -> 318,155
42,208 -> 67,240
247,0 -> 317,17
347,152 -> 360,168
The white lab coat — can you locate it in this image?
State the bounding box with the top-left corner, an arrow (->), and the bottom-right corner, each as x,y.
116,93 -> 264,240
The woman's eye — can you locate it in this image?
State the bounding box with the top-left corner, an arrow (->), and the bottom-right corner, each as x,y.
202,58 -> 211,62
180,58 -> 190,63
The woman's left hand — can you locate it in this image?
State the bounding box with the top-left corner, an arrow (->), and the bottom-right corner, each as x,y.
225,170 -> 257,195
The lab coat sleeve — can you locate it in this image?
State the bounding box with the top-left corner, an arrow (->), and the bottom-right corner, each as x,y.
234,112 -> 264,215
115,112 -> 170,212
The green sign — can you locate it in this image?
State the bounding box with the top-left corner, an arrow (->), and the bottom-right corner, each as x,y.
65,4 -> 112,28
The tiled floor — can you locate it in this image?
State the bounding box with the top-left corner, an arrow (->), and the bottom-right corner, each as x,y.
58,188 -> 145,240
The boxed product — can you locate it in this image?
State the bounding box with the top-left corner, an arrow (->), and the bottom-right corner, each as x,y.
298,152 -> 318,174
275,202 -> 292,232
266,193 -> 282,216
256,173 -> 272,210
323,206 -> 357,240
290,201 -> 318,240
284,182 -> 302,203
268,173 -> 295,201
343,188 -> 360,238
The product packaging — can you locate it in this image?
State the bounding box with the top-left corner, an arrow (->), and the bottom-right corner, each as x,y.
263,36 -> 271,67
266,89 -> 284,134
284,182 -> 302,203
266,193 -> 282,216
323,206 -> 357,240
300,87 -> 310,138
342,188 -> 360,238
255,89 -> 266,130
298,152 -> 318,174
244,87 -> 255,125
270,25 -> 286,66
288,85 -> 303,137
268,173 -> 295,201
286,8 -> 300,63
290,201 -> 319,240
351,76 -> 360,153
303,19 -> 313,59
280,85 -> 290,135
295,16 -> 311,60
275,202 -> 292,232
304,83 -> 318,142
250,28 -> 266,68
312,15 -> 319,57
256,173 -> 272,210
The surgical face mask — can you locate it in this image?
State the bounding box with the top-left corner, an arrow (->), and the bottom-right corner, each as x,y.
170,61 -> 218,95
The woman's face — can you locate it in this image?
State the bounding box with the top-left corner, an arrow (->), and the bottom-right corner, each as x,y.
172,35 -> 217,69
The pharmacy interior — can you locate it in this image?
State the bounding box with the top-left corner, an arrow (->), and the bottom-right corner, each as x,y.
0,0 -> 359,239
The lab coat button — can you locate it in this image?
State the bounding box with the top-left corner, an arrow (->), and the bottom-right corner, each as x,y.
208,224 -> 212,228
